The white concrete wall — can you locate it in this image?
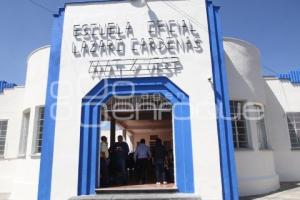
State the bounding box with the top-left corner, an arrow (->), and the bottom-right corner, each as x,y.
0,87 -> 25,199
224,38 -> 280,196
235,151 -> 279,196
265,78 -> 300,181
132,131 -> 172,151
51,1 -> 222,199
0,46 -> 50,200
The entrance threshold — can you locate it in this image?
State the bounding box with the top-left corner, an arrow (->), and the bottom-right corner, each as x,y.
69,193 -> 201,200
96,183 -> 177,193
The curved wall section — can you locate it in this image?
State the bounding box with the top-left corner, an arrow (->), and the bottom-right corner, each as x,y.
223,38 -> 267,103
224,38 -> 280,196
24,46 -> 50,108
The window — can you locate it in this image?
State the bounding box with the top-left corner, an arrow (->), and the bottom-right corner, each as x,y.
19,111 -> 30,156
33,107 -> 44,154
230,101 -> 249,149
253,105 -> 268,149
286,112 -> 300,149
0,120 -> 8,157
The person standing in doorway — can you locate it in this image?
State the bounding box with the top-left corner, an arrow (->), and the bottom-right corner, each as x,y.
153,138 -> 167,185
134,138 -> 151,184
100,136 -> 109,187
111,135 -> 129,185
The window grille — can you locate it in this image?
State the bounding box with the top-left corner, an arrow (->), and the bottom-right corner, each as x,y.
0,120 -> 8,157
230,101 -> 249,149
252,105 -> 268,149
33,107 -> 44,154
19,111 -> 30,156
286,112 -> 300,149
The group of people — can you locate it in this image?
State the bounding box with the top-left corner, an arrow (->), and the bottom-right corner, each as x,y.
100,135 -> 172,187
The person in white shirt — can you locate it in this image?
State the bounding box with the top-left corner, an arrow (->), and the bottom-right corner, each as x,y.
100,136 -> 109,187
101,136 -> 109,159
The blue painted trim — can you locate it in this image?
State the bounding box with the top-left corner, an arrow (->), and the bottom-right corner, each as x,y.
88,105 -> 101,194
78,105 -> 93,194
37,10 -> 65,200
55,0 -> 127,15
214,7 -> 239,199
78,77 -> 194,195
78,105 -> 88,194
0,81 -> 17,93
0,81 -> 3,93
83,77 -> 188,105
278,69 -> 300,84
206,1 -> 239,200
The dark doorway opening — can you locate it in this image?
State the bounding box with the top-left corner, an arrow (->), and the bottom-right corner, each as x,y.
97,94 -> 176,191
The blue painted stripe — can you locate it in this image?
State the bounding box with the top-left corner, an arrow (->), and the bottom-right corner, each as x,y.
0,81 -> 4,93
37,10 -> 65,200
78,105 -> 92,195
84,78 -> 184,104
88,105 -> 101,194
206,1 -> 239,200
173,105 -> 185,191
207,3 -> 231,198
55,0 -> 127,15
174,102 -> 194,192
78,105 -> 85,194
214,6 -> 239,199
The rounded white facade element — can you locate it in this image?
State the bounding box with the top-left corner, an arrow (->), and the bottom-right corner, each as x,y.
224,38 -> 280,196
24,45 -> 50,109
223,37 -> 267,103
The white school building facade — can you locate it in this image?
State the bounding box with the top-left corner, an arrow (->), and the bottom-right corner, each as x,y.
0,0 -> 300,200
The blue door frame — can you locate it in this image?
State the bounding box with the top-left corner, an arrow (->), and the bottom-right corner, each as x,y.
78,77 -> 195,195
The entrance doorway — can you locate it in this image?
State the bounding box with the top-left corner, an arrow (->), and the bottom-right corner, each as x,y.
98,94 -> 175,191
78,77 -> 194,196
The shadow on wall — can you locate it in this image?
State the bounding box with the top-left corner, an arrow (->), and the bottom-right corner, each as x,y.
224,53 -> 256,100
263,81 -> 290,151
263,80 -> 300,182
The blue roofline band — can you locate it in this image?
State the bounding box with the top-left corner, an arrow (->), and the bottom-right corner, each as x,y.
278,69 -> 300,84
0,81 -> 17,93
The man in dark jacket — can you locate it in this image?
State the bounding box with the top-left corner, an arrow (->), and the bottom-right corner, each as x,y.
110,135 -> 129,185
153,138 -> 167,184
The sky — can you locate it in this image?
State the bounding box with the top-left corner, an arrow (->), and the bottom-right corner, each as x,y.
0,0 -> 299,85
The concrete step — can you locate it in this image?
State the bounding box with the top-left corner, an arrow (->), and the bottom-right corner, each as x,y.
69,193 -> 201,200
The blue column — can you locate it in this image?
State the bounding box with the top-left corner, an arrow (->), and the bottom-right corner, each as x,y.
173,101 -> 194,193
37,9 -> 65,200
78,104 -> 92,195
88,105 -> 101,194
206,1 -> 239,200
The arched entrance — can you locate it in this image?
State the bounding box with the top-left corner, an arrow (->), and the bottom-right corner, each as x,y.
77,77 -> 194,195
